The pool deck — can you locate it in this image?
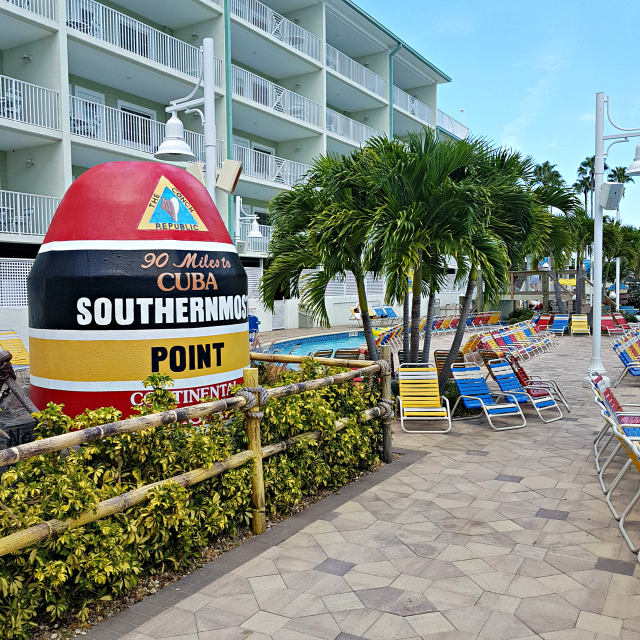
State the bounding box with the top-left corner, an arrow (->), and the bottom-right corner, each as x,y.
258,326 -> 356,348
84,330 -> 640,640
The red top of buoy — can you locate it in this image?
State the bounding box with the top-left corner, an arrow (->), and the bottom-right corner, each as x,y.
44,162 -> 232,244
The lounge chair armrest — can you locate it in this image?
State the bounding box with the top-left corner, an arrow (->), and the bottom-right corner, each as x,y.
491,392 -> 520,404
458,394 -> 488,408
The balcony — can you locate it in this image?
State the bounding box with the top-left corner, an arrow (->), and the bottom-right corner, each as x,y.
231,65 -> 322,139
326,45 -> 386,100
1,75 -> 59,130
0,190 -> 60,239
437,109 -> 469,139
69,96 -> 225,167
0,74 -> 61,150
326,109 -> 381,148
393,86 -> 434,126
239,221 -> 271,255
234,145 -> 309,187
2,0 -> 56,20
231,0 -> 320,61
65,0 -> 222,104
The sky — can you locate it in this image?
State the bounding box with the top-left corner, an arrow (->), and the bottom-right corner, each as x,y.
358,0 -> 640,225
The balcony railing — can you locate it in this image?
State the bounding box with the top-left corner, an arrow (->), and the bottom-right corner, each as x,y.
239,221 -> 271,254
70,97 -> 224,166
326,109 -> 381,146
437,109 -> 469,139
392,86 -> 435,127
2,0 -> 56,20
0,190 -> 60,236
231,0 -> 320,61
232,66 -> 321,128
66,0 -> 223,84
0,74 -> 59,130
233,145 -> 309,187
326,45 -> 386,99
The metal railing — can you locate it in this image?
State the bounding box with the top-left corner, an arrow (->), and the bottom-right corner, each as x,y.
66,0 -> 223,84
437,109 -> 469,139
233,144 -> 309,187
69,97 -> 224,167
231,0 -> 320,61
0,191 -> 59,239
392,86 -> 435,127
0,74 -> 59,130
326,109 -> 381,146
326,45 -> 386,99
3,0 -> 56,20
232,65 -> 321,128
239,221 -> 272,254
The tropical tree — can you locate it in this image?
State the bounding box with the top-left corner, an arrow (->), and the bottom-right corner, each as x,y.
568,207 -> 593,313
260,150 -> 383,359
573,175 -> 591,214
533,161 -> 564,187
577,155 -> 609,216
365,129 -> 495,364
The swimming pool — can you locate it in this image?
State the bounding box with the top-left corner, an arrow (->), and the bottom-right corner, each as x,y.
270,331 -> 366,356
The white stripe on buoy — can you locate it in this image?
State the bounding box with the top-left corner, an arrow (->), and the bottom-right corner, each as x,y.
39,240 -> 238,253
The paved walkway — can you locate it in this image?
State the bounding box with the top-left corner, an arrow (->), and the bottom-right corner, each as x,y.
88,333 -> 640,640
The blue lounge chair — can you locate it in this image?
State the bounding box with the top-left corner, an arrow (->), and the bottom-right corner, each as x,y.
549,314 -> 569,336
451,363 -> 526,430
373,307 -> 388,319
486,360 -> 562,423
383,306 -> 401,324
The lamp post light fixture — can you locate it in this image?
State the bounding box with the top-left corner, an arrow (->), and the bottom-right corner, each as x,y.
584,93 -> 640,388
155,38 -> 217,205
234,196 -> 263,242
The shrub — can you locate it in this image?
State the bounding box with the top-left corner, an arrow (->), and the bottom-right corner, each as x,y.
507,308 -> 535,324
0,361 -> 381,638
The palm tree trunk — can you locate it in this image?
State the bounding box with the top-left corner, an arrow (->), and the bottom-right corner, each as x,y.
438,275 -> 476,392
421,291 -> 436,364
549,256 -> 565,313
356,279 -> 378,360
576,248 -> 583,314
402,293 -> 410,359
409,260 -> 422,362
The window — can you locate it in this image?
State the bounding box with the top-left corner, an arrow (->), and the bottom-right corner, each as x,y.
117,102 -> 156,152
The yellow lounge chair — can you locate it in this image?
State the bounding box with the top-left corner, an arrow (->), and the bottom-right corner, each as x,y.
571,314 -> 590,336
0,331 -> 29,366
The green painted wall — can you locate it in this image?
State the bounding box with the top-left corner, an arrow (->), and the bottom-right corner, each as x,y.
0,49 -> 3,75
232,129 -> 279,154
68,74 -> 167,120
72,165 -> 89,181
99,0 -> 173,35
0,151 -> 7,190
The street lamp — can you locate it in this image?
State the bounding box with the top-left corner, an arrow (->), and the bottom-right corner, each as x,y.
234,196 -> 263,241
584,93 -> 640,387
155,38 -> 217,205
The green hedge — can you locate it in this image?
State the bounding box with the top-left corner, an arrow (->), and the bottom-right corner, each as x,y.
0,362 -> 381,638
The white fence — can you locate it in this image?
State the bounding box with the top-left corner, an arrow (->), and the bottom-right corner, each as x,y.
66,0 -> 220,81
437,109 -> 469,139
232,65 -> 321,128
326,45 -> 387,99
231,0 -> 320,61
0,259 -> 33,308
0,190 -> 60,237
239,221 -> 272,254
233,145 -> 309,187
0,74 -> 59,130
392,86 -> 435,127
3,0 -> 56,20
326,109 -> 381,146
188,135 -> 225,168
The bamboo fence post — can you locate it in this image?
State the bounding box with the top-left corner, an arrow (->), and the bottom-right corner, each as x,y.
380,345 -> 393,464
243,367 -> 267,535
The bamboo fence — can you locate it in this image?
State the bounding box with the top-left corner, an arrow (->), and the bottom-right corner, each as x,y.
0,347 -> 393,556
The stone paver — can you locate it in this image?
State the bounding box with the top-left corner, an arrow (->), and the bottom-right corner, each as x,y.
88,332 -> 640,639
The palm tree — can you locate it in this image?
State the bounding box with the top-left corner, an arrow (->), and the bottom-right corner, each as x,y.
568,208 -> 593,313
260,150 -> 383,359
578,155 -> 609,217
366,129 -> 493,364
573,176 -> 591,215
533,161 -> 564,187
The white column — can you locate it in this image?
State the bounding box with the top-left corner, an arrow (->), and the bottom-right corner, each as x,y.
203,38 -> 217,206
585,92 -> 608,385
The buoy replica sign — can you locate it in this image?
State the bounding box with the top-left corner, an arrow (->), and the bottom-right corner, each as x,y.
28,162 -> 250,416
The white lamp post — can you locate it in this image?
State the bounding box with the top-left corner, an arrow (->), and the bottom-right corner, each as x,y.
155,38 -> 217,205
234,196 -> 263,242
584,93 -> 640,387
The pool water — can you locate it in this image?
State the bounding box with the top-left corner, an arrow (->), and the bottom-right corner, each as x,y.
271,331 -> 367,357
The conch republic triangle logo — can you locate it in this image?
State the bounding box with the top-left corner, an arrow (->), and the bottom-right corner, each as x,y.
138,176 -> 208,231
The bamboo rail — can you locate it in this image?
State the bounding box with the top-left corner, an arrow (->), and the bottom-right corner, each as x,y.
251,352 -> 375,369
0,350 -> 393,556
0,358 -> 380,468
